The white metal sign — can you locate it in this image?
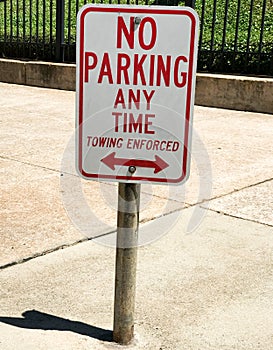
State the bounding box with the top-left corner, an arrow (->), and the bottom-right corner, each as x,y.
76,5 -> 199,185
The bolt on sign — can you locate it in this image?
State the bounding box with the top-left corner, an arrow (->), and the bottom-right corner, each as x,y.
76,5 -> 199,185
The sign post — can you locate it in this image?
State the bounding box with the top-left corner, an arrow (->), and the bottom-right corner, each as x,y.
113,182 -> 140,344
76,4 -> 199,345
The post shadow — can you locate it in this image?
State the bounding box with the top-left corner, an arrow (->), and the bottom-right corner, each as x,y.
0,310 -> 113,342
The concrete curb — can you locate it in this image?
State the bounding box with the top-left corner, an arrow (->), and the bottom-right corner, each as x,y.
0,58 -> 272,114
195,73 -> 273,114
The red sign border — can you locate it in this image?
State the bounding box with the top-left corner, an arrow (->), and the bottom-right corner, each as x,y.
77,5 -> 197,184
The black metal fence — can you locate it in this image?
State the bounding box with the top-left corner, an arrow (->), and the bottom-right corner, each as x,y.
0,0 -> 272,75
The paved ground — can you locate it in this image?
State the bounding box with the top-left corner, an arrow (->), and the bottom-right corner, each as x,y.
0,82 -> 273,349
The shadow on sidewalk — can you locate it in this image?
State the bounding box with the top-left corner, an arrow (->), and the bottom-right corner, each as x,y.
0,310 -> 113,342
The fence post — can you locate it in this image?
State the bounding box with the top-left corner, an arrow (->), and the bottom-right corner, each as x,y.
56,0 -> 65,62
185,0 -> 195,8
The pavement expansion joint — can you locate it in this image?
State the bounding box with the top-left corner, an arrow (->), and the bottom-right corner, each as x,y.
0,203 -> 194,271
0,155 -> 64,175
199,176 -> 273,206
0,229 -> 122,270
202,207 -> 273,228
0,238 -> 94,271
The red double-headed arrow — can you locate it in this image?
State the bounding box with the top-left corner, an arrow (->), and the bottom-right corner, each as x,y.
101,152 -> 169,174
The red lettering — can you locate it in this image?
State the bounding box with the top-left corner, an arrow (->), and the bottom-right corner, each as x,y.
166,141 -> 172,151
133,139 -> 141,149
87,136 -> 92,146
143,90 -> 155,110
113,112 -> 156,134
117,53 -> 130,85
172,141 -> 179,151
140,139 -> 146,148
153,140 -> 160,150
99,137 -> 107,147
133,54 -> 147,85
156,55 -> 171,86
98,53 -> 113,84
127,138 -> 133,149
174,56 -> 188,88
128,89 -> 140,109
129,113 -> 143,133
146,140 -> 153,150
149,55 -> 155,86
116,138 -> 123,148
116,16 -> 135,49
144,114 -> 155,134
92,137 -> 98,147
138,17 -> 157,50
112,112 -> 122,132
84,52 -> 97,83
123,112 -> 127,132
160,141 -> 166,151
114,89 -> 126,109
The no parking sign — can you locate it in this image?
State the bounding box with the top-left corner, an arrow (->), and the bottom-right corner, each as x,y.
76,5 -> 199,185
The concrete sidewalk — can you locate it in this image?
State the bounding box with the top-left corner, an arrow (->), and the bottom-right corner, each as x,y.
1,83 -> 273,349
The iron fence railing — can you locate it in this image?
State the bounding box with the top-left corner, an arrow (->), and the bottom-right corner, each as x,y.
0,0 -> 272,75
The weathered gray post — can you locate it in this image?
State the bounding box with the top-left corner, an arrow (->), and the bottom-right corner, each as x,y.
113,182 -> 140,345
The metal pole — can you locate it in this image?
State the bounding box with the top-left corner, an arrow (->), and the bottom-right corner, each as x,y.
56,0 -> 64,62
113,182 -> 140,345
185,0 -> 195,8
